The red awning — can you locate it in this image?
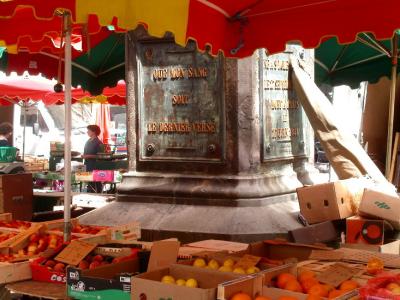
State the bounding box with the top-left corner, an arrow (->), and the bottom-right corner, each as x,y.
0,76 -> 125,105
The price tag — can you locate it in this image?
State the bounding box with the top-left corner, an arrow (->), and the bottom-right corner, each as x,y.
55,240 -> 97,266
316,263 -> 358,287
234,255 -> 261,270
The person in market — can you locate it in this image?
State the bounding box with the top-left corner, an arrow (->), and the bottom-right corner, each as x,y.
82,125 -> 104,193
0,122 -> 13,147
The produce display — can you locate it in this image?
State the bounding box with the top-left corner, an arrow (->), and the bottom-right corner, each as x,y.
0,232 -> 63,262
42,250 -> 137,275
160,275 -> 199,288
360,273 -> 400,299
0,231 -> 18,243
230,294 -> 270,300
273,270 -> 359,298
0,220 -> 31,230
50,224 -> 106,235
192,258 -> 260,274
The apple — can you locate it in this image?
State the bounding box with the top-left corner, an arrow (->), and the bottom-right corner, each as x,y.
53,263 -> 65,272
93,255 -> 104,262
89,261 -> 100,269
29,233 -> 40,243
78,260 -> 90,270
27,242 -> 38,255
45,260 -> 56,268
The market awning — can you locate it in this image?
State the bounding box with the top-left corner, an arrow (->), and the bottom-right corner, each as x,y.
0,76 -> 126,105
0,26 -> 124,95
291,57 -> 387,184
1,1 -> 399,57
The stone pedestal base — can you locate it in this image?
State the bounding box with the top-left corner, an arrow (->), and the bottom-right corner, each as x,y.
79,192 -> 303,243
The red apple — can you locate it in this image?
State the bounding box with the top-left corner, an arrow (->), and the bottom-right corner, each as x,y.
29,233 -> 40,243
93,255 -> 104,262
45,260 -> 56,268
53,263 -> 65,272
78,260 -> 89,270
89,261 -> 100,269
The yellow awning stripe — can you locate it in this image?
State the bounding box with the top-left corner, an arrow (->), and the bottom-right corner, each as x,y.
75,0 -> 190,46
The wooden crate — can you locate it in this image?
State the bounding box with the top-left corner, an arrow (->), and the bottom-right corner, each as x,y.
0,261 -> 31,284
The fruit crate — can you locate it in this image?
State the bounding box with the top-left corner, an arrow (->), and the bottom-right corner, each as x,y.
0,213 -> 34,232
0,228 -> 21,248
0,261 -> 31,284
297,260 -> 394,287
43,218 -> 108,237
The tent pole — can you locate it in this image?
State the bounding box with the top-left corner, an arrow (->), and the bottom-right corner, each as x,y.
63,12 -> 72,242
385,34 -> 398,179
22,103 -> 26,161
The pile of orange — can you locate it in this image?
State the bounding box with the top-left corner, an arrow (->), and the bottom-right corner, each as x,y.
229,271 -> 359,300
275,270 -> 359,299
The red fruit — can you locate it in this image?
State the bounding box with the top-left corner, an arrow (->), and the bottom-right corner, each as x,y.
53,263 -> 65,272
93,255 -> 104,262
45,260 -> 56,268
30,233 -> 40,243
78,260 -> 89,270
89,261 -> 100,269
85,255 -> 93,262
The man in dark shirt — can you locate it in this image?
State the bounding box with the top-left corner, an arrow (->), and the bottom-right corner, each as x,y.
0,122 -> 13,147
82,125 -> 103,192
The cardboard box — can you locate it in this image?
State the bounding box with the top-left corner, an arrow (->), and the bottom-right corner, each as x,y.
289,221 -> 338,244
67,258 -> 139,300
249,240 -> 332,262
67,240 -> 179,300
341,240 -> 400,255
346,216 -> 388,245
0,173 -> 33,221
132,264 -> 241,300
297,181 -> 354,224
218,263 -> 357,300
358,188 -> 400,230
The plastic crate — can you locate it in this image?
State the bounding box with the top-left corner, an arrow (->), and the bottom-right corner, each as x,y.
0,147 -> 17,162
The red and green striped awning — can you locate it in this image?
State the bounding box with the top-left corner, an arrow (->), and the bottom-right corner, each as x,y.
1,0 -> 399,57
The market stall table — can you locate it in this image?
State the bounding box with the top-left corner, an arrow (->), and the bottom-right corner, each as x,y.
6,281 -> 67,299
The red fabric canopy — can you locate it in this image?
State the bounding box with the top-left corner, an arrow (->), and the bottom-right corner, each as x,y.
0,76 -> 125,105
1,1 -> 399,57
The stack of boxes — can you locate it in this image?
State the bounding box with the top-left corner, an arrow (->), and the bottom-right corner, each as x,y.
296,179 -> 400,253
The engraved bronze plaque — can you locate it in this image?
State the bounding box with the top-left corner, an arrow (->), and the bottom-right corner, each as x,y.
260,47 -> 307,161
137,40 -> 224,162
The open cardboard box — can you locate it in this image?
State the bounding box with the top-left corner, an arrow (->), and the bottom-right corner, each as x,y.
132,263 -> 243,300
218,263 -> 358,300
341,240 -> 400,255
67,240 -> 180,300
248,240 -> 332,262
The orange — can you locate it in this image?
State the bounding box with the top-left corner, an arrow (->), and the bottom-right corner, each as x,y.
308,284 -> 328,298
299,270 -> 316,283
306,295 -> 322,300
339,280 -> 359,292
230,292 -> 252,300
323,284 -> 334,292
301,278 -> 319,293
284,279 -> 303,293
328,289 -> 344,299
277,273 -> 297,289
255,297 -> 272,300
278,297 -> 298,300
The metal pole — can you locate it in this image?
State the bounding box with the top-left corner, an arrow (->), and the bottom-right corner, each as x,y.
63,13 -> 72,242
22,103 -> 26,161
385,34 -> 398,179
